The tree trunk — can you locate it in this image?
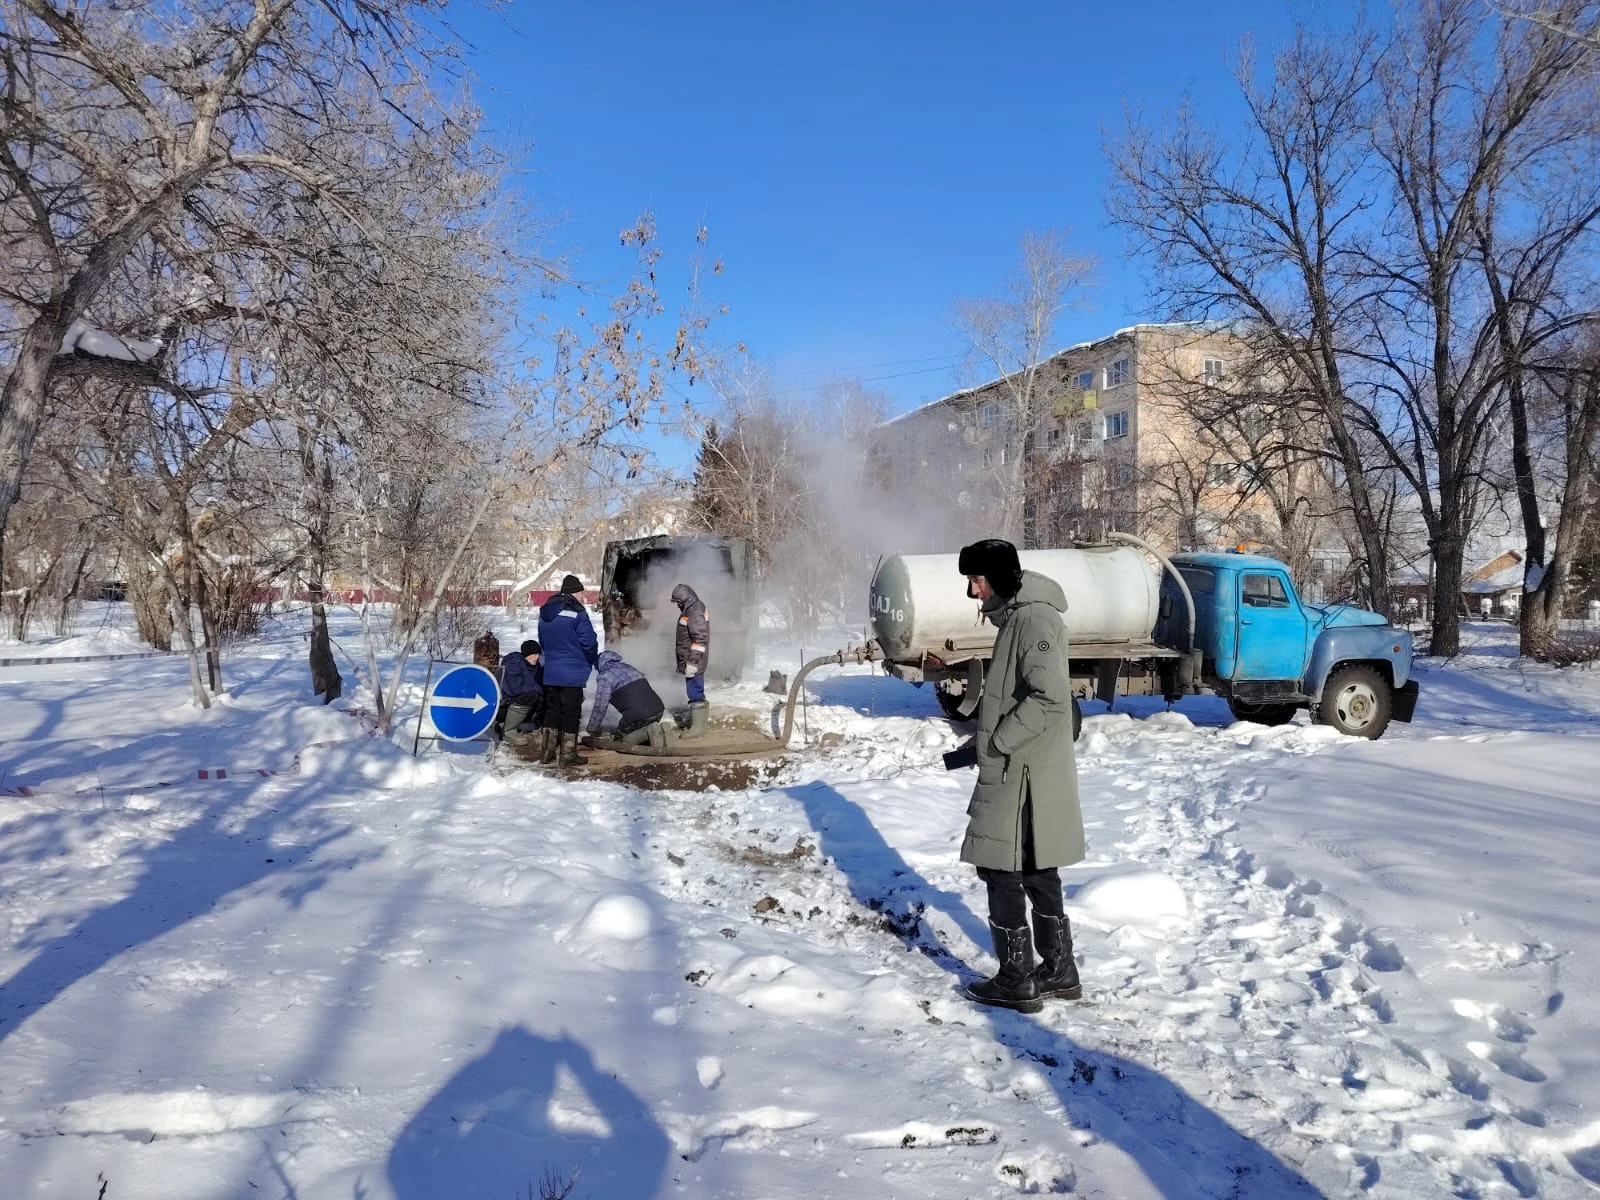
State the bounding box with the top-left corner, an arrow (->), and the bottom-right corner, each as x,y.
309,590 -> 342,703
302,430 -> 342,702
10,585 -> 32,641
192,556 -> 223,693
1521,368 -> 1600,659
162,564 -> 211,710
1429,522 -> 1466,657
0,168 -> 207,541
55,540 -> 94,636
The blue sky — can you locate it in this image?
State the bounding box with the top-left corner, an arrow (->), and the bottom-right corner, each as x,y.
451,1 -> 1330,425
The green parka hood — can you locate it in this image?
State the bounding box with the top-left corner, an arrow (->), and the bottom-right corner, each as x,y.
984,570 -> 1068,623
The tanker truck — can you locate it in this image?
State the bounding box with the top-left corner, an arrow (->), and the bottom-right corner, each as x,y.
868,538 -> 1419,739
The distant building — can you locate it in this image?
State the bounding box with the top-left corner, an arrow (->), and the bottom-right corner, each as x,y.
869,322 -> 1328,565
1463,549 -> 1524,618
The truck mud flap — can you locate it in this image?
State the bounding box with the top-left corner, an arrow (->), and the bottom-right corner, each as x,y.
958,658 -> 984,719
1392,679 -> 1420,723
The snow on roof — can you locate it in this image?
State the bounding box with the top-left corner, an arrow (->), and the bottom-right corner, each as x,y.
1463,563 -> 1524,594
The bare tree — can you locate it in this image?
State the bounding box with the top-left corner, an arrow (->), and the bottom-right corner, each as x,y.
1498,1 -> 1600,50
954,230 -> 1097,544
1110,2 -> 1600,652
693,366 -> 888,638
0,0 -> 468,549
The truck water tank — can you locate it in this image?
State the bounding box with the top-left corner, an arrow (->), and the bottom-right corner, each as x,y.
870,546 -> 1161,661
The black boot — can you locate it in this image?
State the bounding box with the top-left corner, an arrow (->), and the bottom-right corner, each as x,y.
539,728 -> 558,765
559,733 -> 589,767
1032,912 -> 1083,1000
966,922 -> 1042,1014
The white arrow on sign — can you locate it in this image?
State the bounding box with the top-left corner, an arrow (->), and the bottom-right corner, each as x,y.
431,693 -> 489,714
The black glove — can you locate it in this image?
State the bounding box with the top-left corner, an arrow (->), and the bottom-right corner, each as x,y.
942,738 -> 978,771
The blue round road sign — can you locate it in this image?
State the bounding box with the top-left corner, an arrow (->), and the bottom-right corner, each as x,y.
428,664 -> 501,741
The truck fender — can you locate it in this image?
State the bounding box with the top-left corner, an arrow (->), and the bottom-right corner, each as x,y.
1302,627 -> 1412,705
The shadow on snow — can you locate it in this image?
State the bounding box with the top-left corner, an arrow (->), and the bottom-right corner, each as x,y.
792,780 -> 1324,1199
381,1029 -> 671,1198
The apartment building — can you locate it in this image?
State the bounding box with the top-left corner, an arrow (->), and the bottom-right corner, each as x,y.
871,322 -> 1306,556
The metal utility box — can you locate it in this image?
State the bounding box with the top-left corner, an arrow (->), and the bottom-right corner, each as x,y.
599,535 -> 757,682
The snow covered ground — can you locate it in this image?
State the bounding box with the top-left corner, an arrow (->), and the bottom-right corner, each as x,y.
2,608 -> 1599,1199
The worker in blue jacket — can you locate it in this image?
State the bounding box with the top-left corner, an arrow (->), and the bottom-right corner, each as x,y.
497,640 -> 544,748
537,574 -> 599,766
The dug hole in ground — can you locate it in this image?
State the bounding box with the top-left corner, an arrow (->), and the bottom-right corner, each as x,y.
2,603 -> 1599,1199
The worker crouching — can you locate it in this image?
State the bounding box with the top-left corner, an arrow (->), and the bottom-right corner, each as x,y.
585,651 -> 671,750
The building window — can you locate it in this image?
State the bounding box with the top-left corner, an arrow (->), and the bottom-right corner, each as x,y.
981,402 -> 999,429
1105,410 -> 1130,438
1204,358 -> 1226,385
1205,462 -> 1239,487
1076,370 -> 1094,391
982,447 -> 993,469
1116,461 -> 1135,485
999,444 -> 1009,466
1104,358 -> 1129,389
1046,427 -> 1061,446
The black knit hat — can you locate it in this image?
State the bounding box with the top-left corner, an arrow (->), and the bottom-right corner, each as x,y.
559,574 -> 584,595
521,640 -> 541,656
957,538 -> 1023,598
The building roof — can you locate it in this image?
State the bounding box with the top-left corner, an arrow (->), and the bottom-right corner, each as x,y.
876,321 -> 1214,431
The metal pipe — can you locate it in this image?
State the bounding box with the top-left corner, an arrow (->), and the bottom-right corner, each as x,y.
593,642 -> 882,757
1106,531 -> 1196,652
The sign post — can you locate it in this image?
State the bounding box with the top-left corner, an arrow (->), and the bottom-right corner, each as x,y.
423,663 -> 501,746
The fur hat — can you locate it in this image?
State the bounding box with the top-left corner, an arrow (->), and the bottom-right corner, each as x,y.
559,574 -> 584,595
957,538 -> 1023,599
520,640 -> 540,657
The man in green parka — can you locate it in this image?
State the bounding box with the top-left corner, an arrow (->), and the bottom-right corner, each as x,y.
956,538 -> 1085,1013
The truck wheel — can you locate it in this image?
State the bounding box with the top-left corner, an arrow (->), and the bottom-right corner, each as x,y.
1314,665 -> 1392,739
1227,697 -> 1299,726
936,682 -> 971,721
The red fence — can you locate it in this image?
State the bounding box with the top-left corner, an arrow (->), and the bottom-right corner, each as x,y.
246,586 -> 599,607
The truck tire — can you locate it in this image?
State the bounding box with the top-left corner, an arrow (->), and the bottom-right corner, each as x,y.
936,681 -> 971,721
1227,697 -> 1299,726
1314,665 -> 1392,739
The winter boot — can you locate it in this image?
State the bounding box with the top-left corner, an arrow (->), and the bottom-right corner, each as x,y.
965,922 -> 1043,1014
501,704 -> 533,748
559,732 -> 589,767
539,727 -> 558,765
1031,912 -> 1083,1001
681,700 -> 710,740
647,719 -> 669,751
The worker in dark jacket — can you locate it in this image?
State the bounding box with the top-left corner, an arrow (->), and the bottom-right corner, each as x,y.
538,574 -> 599,766
671,583 -> 710,739
955,538 -> 1084,1014
497,640 -> 544,748
584,651 -> 669,749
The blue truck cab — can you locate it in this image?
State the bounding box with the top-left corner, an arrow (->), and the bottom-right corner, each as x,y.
1157,551 -> 1419,738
